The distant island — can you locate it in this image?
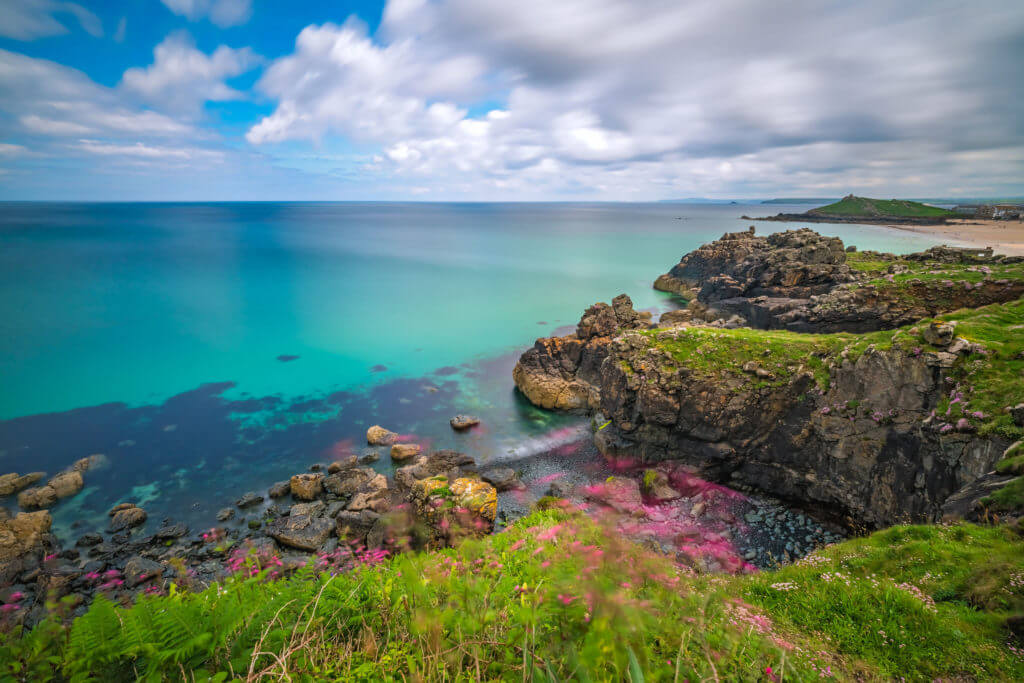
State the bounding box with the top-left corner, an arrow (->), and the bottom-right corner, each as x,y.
746,194 -> 957,225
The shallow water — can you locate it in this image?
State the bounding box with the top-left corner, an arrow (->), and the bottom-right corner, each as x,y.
0,202 -> 946,542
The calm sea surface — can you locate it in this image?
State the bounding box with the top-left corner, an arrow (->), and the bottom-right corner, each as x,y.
0,202 -> 947,539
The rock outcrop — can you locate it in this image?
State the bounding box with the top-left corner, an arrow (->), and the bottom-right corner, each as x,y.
653,228 -> 854,302
653,228 -> 1024,333
593,327 -> 1008,527
513,294 -> 652,411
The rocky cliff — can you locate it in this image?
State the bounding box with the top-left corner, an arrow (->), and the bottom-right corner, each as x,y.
593,321 -> 1013,528
515,229 -> 1024,528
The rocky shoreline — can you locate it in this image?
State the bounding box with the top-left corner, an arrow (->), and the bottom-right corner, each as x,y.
515,227 -> 1024,531
4,225 -> 1023,632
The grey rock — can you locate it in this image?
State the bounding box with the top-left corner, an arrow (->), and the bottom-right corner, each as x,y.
124,556 -> 164,587
236,492 -> 264,508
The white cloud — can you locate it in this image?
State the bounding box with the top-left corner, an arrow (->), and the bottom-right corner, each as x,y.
247,17 -> 484,145
120,32 -> 260,115
76,139 -> 224,162
0,0 -> 102,40
160,0 -> 252,28
248,0 -> 1024,198
0,49 -> 192,139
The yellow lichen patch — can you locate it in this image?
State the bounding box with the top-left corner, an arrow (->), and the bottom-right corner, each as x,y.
451,478 -> 497,522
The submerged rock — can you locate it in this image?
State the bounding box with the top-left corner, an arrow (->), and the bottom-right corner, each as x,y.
236,492 -> 264,509
48,471 -> 83,499
0,472 -> 44,497
17,486 -> 57,510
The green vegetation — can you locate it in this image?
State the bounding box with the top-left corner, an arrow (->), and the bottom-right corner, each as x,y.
3,510 -> 1023,680
809,195 -> 956,219
742,523 -> 1024,679
983,477 -> 1024,513
637,323 -> 910,392
640,298 -> 1024,441
940,299 -> 1024,440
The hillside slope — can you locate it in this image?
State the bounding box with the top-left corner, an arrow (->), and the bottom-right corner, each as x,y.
809,195 -> 956,219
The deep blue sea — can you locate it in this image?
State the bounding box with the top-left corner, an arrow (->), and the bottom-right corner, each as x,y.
0,202 -> 948,540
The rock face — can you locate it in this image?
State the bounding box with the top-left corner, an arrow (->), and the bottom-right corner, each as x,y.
513,294 -> 652,411
594,331 -> 1007,528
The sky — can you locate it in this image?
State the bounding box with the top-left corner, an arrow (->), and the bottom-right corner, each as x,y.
0,0 -> 1022,201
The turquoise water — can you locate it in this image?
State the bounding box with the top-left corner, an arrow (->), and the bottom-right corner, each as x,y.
0,202 -> 945,539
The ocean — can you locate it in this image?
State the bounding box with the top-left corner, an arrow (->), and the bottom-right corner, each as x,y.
0,202 -> 947,540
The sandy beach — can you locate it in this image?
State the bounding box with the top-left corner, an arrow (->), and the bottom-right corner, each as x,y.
888,218 -> 1024,256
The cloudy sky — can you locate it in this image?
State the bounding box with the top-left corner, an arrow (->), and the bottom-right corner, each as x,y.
0,0 -> 1022,200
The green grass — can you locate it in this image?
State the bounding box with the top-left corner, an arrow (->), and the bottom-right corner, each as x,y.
636,324 -> 910,392
940,299 -> 1024,440
740,523 -> 1024,680
3,511 -> 1023,681
641,298 -> 1024,442
809,196 -> 956,219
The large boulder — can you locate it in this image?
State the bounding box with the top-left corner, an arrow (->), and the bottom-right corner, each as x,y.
109,505 -> 147,531
394,450 -> 475,491
124,556 -> 165,586
267,514 -> 333,551
390,443 -> 422,461
48,471 -> 84,499
410,476 -> 497,546
366,425 -> 398,446
289,473 -> 324,501
324,467 -> 377,497
0,510 -> 52,583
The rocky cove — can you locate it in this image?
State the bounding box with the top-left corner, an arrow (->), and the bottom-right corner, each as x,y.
3,226 -> 1023,633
